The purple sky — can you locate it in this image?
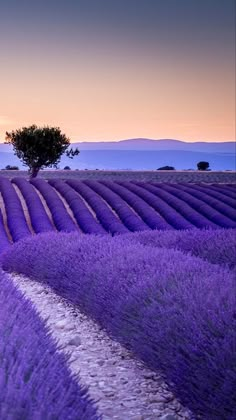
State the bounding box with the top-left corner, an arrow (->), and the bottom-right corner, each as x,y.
0,0 -> 235,142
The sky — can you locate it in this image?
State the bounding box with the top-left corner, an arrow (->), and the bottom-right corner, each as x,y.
0,0 -> 235,142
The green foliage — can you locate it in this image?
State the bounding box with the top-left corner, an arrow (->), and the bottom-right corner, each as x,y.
64,166 -> 71,170
5,125 -> 79,178
157,166 -> 175,170
5,165 -> 19,170
197,161 -> 210,171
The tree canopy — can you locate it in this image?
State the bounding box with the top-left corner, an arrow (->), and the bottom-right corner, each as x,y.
197,161 -> 210,171
157,166 -> 175,170
5,125 -> 79,178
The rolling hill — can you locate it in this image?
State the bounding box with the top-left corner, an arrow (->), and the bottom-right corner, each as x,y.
0,138 -> 235,170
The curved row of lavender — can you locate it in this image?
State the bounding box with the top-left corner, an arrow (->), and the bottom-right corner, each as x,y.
135,182 -> 219,229
0,270 -> 99,419
79,179 -> 150,232
62,179 -> 130,235
161,183 -> 236,224
12,177 -> 54,233
179,183 -> 236,209
129,181 -> 236,223
2,230 -> 236,419
0,209 -> 10,253
0,177 -> 31,241
192,183 -> 236,198
152,183 -> 236,228
103,180 -> 193,230
99,180 -> 173,230
121,228 -> 236,271
30,178 -> 78,232
49,179 -> 115,235
0,179 -> 235,248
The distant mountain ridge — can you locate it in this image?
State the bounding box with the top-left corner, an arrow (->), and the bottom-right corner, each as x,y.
0,138 -> 235,170
70,138 -> 235,153
0,138 -> 235,153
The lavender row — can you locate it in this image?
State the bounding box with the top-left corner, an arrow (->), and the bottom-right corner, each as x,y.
0,177 -> 31,241
3,232 -> 236,419
84,180 -> 150,232
0,270 -> 99,419
122,181 -> 193,230
31,179 -> 77,232
193,183 -> 236,207
205,183 -> 236,199
137,182 -> 218,229
177,183 -> 236,221
121,228 -> 236,271
161,184 -> 236,228
214,183 -> 236,192
67,180 -> 128,235
0,209 -> 11,253
49,179 -> 106,235
194,183 -> 236,204
12,177 -> 54,233
155,183 -> 236,228
101,181 -> 171,230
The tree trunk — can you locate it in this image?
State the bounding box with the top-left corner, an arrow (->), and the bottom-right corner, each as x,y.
30,167 -> 40,179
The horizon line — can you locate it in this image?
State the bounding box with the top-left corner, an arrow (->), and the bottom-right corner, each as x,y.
1,137 -> 235,145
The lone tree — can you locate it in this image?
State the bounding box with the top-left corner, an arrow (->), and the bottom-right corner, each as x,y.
5,125 -> 79,178
157,166 -> 175,170
197,161 -> 210,171
5,165 -> 19,170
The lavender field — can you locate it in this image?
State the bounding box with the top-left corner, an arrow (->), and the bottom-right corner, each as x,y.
0,175 -> 236,419
1,169 -> 236,183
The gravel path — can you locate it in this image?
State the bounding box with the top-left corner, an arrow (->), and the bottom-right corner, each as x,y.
10,273 -> 195,420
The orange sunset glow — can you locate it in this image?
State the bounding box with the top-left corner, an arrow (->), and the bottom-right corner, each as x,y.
0,0 -> 235,143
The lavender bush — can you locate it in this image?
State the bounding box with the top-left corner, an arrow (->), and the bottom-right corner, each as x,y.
118,181 -> 193,229
31,178 -> 78,232
82,180 -> 150,232
57,179 -> 127,235
211,184 -> 236,198
183,183 -> 236,208
0,177 -> 31,241
48,179 -> 106,234
154,183 -> 236,228
0,209 -> 10,253
175,183 -> 236,221
101,180 -> 172,229
0,178 -> 235,242
0,270 -> 99,419
134,182 -> 218,229
120,228 -> 236,270
2,232 -> 236,419
12,177 -> 54,233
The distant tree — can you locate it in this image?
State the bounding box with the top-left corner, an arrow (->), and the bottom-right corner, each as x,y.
5,165 -> 19,170
64,166 -> 71,170
197,161 -> 210,171
5,125 -> 80,178
157,166 -> 175,170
